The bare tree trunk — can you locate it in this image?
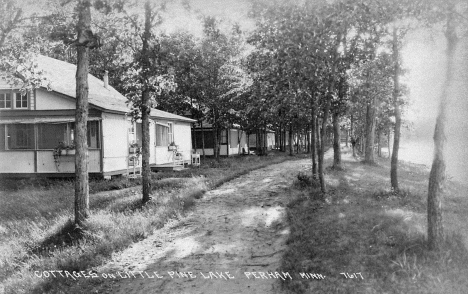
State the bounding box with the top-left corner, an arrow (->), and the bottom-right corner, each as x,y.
141,0 -> 152,204
284,127 -> 287,152
247,133 -> 250,155
345,129 -> 349,147
311,107 -> 317,179
377,129 -> 382,157
391,28 -> 402,191
332,110 -> 342,169
319,53 -> 338,193
288,123 -> 293,156
74,0 -> 91,226
364,99 -> 376,163
387,128 -> 391,159
238,129 -> 242,154
428,10 -> 457,251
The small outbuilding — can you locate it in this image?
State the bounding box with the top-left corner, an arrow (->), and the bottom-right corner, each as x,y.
0,55 -> 195,178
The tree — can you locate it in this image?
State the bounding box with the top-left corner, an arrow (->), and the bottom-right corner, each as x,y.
119,0 -> 176,204
427,1 -> 465,250
74,0 -> 100,226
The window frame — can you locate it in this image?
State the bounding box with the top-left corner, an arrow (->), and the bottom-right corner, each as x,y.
0,90 -> 29,110
0,93 -> 12,109
155,123 -> 170,147
14,93 -> 28,109
167,122 -> 174,144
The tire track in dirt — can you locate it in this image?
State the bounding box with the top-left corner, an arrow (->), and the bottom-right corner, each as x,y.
76,158 -> 310,294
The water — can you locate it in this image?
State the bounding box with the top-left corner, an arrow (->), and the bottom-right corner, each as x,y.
398,140 -> 468,183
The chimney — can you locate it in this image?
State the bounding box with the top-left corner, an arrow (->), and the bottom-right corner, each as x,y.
103,70 -> 109,89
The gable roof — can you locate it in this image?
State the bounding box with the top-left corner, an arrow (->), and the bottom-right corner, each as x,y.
35,55 -> 195,123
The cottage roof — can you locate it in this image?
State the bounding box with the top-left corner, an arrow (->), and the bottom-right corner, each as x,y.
36,55 -> 195,123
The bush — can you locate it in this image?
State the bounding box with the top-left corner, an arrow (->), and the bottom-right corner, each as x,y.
294,172 -> 320,189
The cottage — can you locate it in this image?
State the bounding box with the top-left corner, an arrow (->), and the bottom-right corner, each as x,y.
0,55 -> 195,178
192,122 -> 249,156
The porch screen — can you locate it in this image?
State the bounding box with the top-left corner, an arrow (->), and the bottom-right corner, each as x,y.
194,130 -> 214,149
156,124 -> 169,146
7,124 -> 34,149
38,123 -> 67,149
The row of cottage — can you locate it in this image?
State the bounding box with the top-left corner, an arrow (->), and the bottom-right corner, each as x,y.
0,56 -> 275,178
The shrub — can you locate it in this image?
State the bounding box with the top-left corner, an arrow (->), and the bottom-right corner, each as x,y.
294,172 -> 320,189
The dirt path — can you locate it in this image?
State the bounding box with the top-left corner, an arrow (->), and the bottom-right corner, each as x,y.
76,158 -> 311,294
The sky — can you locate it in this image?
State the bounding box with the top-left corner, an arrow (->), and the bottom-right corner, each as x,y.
158,0 -> 255,37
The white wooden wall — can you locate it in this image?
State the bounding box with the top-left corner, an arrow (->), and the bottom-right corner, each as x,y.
36,89 -> 75,110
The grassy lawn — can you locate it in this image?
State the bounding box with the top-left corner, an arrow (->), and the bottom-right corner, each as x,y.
281,148 -> 468,294
0,151 -> 303,294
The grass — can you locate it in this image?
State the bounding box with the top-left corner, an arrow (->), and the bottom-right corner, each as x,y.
280,149 -> 468,294
0,151 -> 303,294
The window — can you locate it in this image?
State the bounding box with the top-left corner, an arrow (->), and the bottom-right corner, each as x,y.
87,121 -> 99,148
156,124 -> 169,147
7,124 -> 35,149
128,122 -> 135,143
168,122 -> 173,144
0,125 -> 5,150
15,93 -> 28,109
0,93 -> 12,109
0,91 -> 29,109
220,129 -> 228,144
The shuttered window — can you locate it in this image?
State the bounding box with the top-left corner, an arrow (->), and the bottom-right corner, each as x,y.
156,124 -> 169,146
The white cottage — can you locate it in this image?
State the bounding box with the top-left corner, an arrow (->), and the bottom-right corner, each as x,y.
0,55 -> 195,178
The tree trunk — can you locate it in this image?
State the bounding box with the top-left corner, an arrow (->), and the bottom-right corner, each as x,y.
332,110 -> 342,169
74,0 -> 92,226
247,133 -> 250,155
238,129 -> 242,154
428,10 -> 457,251
140,0 -> 152,204
284,127 -> 287,152
377,129 -> 382,157
345,129 -> 349,147
288,123 -> 293,156
387,128 -> 391,159
391,28 -> 402,191
296,129 -> 300,154
364,99 -> 376,163
226,129 -> 229,156
306,125 -> 311,154
311,107 -> 317,179
278,125 -> 283,151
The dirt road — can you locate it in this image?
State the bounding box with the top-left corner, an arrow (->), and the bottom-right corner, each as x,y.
75,158 -> 310,294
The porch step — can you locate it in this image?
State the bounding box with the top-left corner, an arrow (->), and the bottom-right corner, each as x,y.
151,164 -> 186,172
